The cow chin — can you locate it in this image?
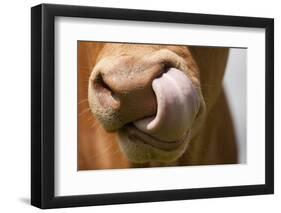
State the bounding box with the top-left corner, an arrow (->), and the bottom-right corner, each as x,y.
117,124 -> 191,163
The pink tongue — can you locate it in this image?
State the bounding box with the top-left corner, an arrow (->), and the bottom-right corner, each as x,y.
133,68 -> 200,142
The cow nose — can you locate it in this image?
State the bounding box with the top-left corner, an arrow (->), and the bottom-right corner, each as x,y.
90,61 -> 164,124
92,73 -> 121,110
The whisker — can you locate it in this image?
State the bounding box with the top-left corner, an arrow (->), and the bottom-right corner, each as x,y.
109,147 -> 124,159
112,146 -> 127,160
91,121 -> 101,129
78,99 -> 88,105
87,116 -> 94,121
79,108 -> 91,117
85,140 -> 115,161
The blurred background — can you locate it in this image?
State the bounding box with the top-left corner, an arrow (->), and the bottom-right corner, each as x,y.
223,48 -> 247,163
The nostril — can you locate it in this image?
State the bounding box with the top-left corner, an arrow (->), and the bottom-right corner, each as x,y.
92,73 -> 120,109
97,74 -> 113,94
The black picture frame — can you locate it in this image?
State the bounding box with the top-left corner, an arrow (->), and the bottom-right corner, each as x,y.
31,3 -> 274,209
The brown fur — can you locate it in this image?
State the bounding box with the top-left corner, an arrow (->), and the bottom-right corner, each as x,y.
78,42 -> 237,170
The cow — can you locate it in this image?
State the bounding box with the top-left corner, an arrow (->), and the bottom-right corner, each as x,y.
78,42 -> 237,170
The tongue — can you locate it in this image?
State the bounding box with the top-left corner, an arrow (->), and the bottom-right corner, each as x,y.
133,68 -> 200,142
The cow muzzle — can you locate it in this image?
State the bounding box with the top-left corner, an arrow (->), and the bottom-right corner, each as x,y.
88,50 -> 202,161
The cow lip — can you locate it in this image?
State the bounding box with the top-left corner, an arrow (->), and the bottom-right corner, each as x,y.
122,123 -> 184,151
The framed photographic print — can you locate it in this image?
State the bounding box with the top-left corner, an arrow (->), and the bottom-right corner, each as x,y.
31,3 -> 274,209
